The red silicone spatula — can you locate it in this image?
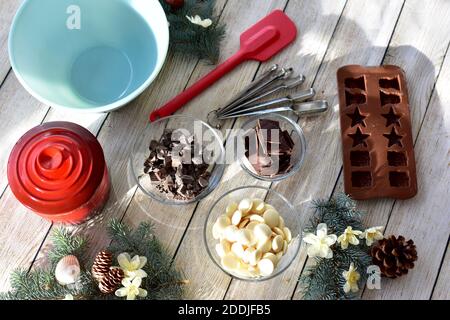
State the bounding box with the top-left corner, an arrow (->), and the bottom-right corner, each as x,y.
150,10 -> 297,121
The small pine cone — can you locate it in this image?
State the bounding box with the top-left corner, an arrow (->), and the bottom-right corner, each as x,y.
371,235 -> 418,278
91,250 -> 113,282
99,268 -> 125,294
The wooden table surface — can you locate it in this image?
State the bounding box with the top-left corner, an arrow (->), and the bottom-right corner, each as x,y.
0,0 -> 449,300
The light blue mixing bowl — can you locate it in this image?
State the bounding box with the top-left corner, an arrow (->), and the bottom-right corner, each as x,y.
9,0 -> 169,112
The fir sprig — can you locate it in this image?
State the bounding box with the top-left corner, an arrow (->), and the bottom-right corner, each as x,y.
159,0 -> 226,63
1,220 -> 185,300
299,193 -> 372,300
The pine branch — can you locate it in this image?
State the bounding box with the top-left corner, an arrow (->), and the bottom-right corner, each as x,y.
47,228 -> 90,267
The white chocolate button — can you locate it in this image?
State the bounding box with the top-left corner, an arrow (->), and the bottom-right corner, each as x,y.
257,239 -> 272,253
236,229 -> 254,246
231,242 -> 245,259
245,247 -> 262,266
224,225 -> 239,242
273,227 -> 285,239
226,202 -> 238,217
221,253 -> 239,271
249,214 -> 265,223
215,239 -> 231,258
231,210 -> 242,226
238,198 -> 253,214
276,251 -> 283,260
283,227 -> 292,243
253,223 -> 272,242
263,209 -> 280,229
251,199 -> 265,214
238,218 -> 250,229
282,240 -> 288,254
272,235 -> 284,253
217,215 -> 231,230
212,223 -> 221,240
262,252 -> 278,266
278,216 -> 285,228
264,204 -> 276,211
258,259 -> 274,276
246,221 -> 260,232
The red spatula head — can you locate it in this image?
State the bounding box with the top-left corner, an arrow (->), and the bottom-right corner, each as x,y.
240,9 -> 297,61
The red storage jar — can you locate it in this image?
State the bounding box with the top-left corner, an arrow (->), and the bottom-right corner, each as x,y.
7,122 -> 110,223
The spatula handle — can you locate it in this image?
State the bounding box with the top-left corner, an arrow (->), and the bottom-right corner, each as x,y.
150,51 -> 246,122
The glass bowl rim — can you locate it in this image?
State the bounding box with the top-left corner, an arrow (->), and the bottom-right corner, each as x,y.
129,114 -> 226,205
203,185 -> 302,282
238,113 -> 307,182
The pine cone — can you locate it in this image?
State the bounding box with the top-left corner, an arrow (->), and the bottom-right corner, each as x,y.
91,250 -> 113,281
99,268 -> 125,294
371,235 -> 417,278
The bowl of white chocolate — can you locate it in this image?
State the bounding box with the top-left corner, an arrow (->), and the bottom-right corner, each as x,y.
204,186 -> 301,281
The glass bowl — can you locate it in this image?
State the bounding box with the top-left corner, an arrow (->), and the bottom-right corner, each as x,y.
238,113 -> 306,182
129,115 -> 225,205
204,186 -> 302,281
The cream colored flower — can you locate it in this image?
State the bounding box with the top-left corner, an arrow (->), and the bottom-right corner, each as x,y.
63,294 -> 74,300
115,277 -> 148,300
337,226 -> 363,249
186,15 -> 213,28
343,263 -> 360,293
117,253 -> 147,280
303,223 -> 337,259
360,226 -> 384,246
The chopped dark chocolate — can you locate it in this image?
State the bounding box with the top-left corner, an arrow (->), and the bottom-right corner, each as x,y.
143,130 -> 212,201
244,119 -> 295,178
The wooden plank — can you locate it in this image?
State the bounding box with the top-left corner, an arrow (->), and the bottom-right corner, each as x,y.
0,0 -> 21,83
363,42 -> 450,299
225,0 -> 404,300
169,0 -> 346,299
293,0 -> 450,300
431,241 -> 450,300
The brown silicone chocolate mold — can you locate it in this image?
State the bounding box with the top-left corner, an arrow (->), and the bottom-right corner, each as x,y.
337,65 -> 417,199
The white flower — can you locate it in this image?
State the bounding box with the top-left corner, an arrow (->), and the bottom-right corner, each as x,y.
303,223 -> 337,258
360,226 -> 384,246
115,277 -> 148,300
117,253 -> 147,280
343,263 -> 360,293
63,294 -> 74,300
337,226 -> 363,249
186,15 -> 213,28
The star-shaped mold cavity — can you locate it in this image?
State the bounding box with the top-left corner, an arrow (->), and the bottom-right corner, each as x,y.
383,127 -> 403,147
346,107 -> 367,127
381,107 -> 401,127
348,127 -> 370,147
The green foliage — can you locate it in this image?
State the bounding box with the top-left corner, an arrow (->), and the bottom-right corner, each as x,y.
1,220 -> 185,300
299,193 -> 372,300
159,0 -> 226,63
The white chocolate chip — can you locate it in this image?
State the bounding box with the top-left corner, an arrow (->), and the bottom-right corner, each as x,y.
249,214 -> 265,223
263,209 -> 280,229
215,239 -> 231,258
257,239 -> 272,253
264,204 -> 276,211
238,198 -> 253,214
212,223 -> 221,240
217,215 -> 231,230
253,223 -> 272,242
238,218 -> 250,229
283,227 -> 292,243
262,252 -> 278,266
224,225 -> 239,242
273,227 -> 285,239
226,202 -> 238,217
231,242 -> 245,259
245,247 -> 262,266
251,199 -> 265,214
272,235 -> 284,253
221,253 -> 239,271
231,210 -> 242,226
276,251 -> 283,260
246,221 -> 260,232
236,229 -> 254,246
278,216 -> 285,228
258,259 -> 275,276
282,240 -> 288,254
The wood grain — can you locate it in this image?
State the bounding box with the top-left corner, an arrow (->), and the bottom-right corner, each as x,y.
432,241 -> 450,300
0,0 -> 21,84
226,0 -> 404,300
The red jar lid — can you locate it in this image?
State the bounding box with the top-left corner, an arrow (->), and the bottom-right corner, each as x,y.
7,122 -> 106,215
